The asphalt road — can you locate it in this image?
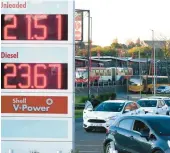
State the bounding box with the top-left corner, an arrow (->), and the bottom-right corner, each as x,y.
75,119 -> 106,153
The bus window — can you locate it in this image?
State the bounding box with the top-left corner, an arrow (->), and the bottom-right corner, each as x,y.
100,70 -> 104,76
157,78 -> 168,84
104,69 -> 111,76
147,78 -> 152,84
95,70 -> 99,76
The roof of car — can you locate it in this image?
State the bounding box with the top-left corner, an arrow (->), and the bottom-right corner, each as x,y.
137,98 -> 159,101
103,100 -> 133,103
148,96 -> 170,99
120,115 -> 170,121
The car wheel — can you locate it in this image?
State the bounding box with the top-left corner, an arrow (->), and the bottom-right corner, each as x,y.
154,150 -> 164,153
166,111 -> 170,116
84,128 -> 92,132
105,142 -> 118,153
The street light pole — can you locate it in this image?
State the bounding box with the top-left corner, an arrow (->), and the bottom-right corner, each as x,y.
152,30 -> 156,96
139,50 -> 142,98
87,10 -> 91,99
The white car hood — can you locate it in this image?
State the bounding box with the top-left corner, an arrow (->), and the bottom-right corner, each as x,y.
86,111 -> 121,119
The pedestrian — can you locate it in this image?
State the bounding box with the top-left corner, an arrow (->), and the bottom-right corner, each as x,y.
109,93 -> 116,100
90,95 -> 100,108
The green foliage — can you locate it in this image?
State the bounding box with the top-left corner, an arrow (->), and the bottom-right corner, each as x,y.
128,46 -> 152,57
78,96 -> 89,103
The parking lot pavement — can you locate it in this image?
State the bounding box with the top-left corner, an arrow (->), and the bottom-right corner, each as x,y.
75,119 -> 105,153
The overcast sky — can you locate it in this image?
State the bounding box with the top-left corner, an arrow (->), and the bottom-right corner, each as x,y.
75,0 -> 170,46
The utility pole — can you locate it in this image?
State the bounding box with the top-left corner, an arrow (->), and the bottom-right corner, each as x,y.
139,50 -> 142,98
87,10 -> 91,99
151,30 -> 156,96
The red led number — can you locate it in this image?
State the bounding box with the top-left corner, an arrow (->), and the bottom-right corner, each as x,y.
4,15 -> 17,40
4,64 -> 17,88
4,15 -> 63,40
4,64 -> 62,89
18,64 -> 31,88
34,64 -> 47,89
26,15 -> 48,40
49,64 -> 62,89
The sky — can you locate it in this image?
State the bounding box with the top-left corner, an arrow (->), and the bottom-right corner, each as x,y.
75,0 -> 170,46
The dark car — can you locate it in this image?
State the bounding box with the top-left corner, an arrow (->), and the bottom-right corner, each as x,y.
103,115 -> 170,153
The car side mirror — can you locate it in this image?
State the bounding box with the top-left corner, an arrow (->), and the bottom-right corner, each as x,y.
86,108 -> 93,111
140,130 -> 149,138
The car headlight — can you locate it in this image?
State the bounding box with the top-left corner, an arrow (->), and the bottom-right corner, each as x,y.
168,140 -> 170,147
83,114 -> 89,120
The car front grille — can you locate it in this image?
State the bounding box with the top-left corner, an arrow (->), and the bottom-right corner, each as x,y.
88,119 -> 106,123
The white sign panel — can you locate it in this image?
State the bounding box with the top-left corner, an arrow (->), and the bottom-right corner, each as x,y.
1,0 -> 75,153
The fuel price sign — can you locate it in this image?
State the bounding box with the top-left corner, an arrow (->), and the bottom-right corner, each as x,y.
1,0 -> 75,153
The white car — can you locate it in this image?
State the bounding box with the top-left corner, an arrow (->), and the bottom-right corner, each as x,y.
83,100 -> 145,132
148,96 -> 170,115
137,98 -> 169,115
156,85 -> 170,94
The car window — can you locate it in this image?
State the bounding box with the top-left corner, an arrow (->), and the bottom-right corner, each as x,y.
130,102 -> 139,110
160,100 -> 165,106
164,99 -> 170,106
137,100 -> 157,107
133,120 -> 150,133
94,102 -> 125,112
124,103 -> 132,111
157,100 -> 162,108
118,119 -> 134,130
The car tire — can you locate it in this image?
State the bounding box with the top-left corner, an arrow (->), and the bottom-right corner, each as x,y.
105,142 -> 119,153
84,128 -> 92,132
166,111 -> 170,116
154,150 -> 164,153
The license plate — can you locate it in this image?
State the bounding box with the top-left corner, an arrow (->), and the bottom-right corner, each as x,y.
91,123 -> 102,126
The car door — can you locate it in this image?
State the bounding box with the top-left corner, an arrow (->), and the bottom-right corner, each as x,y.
122,102 -> 135,115
83,101 -> 93,120
130,120 -> 152,153
130,102 -> 144,115
114,118 -> 134,153
156,100 -> 164,114
160,100 -> 168,115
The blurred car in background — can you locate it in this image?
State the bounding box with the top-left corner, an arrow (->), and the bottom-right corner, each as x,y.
137,98 -> 169,115
148,96 -> 170,115
156,85 -> 170,94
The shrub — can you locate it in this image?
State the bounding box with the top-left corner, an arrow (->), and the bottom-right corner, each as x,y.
79,96 -> 89,103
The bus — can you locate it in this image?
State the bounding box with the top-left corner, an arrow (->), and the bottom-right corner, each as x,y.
75,67 -> 133,85
128,75 -> 170,93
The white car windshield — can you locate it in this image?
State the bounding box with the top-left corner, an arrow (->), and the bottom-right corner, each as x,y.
157,86 -> 166,89
94,102 -> 125,112
137,100 -> 157,107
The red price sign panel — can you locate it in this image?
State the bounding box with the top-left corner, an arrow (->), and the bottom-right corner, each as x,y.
1,96 -> 68,114
1,14 -> 68,40
1,63 -> 68,89
75,11 -> 83,41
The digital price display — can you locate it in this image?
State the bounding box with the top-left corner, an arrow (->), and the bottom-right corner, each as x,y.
1,14 -> 68,40
1,63 -> 68,89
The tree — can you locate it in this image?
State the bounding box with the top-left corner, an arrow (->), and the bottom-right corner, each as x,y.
128,46 -> 152,58
135,38 -> 141,47
126,39 -> 136,49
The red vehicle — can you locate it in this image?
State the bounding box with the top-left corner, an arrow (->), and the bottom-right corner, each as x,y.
75,67 -> 133,84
